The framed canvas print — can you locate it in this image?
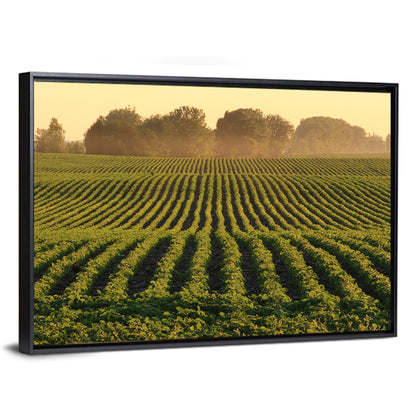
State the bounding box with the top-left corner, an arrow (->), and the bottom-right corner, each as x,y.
19,72 -> 398,354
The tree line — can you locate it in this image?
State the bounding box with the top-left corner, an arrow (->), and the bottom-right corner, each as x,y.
35,118 -> 85,154
35,106 -> 390,157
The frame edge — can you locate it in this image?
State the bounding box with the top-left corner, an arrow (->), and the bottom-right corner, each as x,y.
390,83 -> 398,337
20,72 -> 398,353
19,72 -> 34,354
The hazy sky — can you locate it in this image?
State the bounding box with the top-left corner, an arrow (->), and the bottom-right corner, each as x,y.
34,81 -> 391,141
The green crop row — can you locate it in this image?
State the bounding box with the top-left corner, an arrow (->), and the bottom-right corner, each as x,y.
304,232 -> 391,306
35,153 -> 391,176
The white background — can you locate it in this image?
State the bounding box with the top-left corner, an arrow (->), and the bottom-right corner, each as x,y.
1,1 -> 414,415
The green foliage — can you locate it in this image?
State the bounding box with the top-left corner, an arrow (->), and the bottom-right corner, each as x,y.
84,106 -> 214,157
35,118 -> 66,153
65,140 -> 85,154
290,117 -> 389,155
142,106 -> 215,157
215,108 -> 294,157
105,106 -> 143,126
266,114 -> 295,156
84,107 -> 148,156
33,153 -> 392,345
82,106 -> 297,157
216,108 -> 270,157
39,111 -> 389,158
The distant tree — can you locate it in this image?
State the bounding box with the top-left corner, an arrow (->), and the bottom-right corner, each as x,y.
142,106 -> 214,157
362,133 -> 386,152
165,106 -> 214,156
350,125 -> 367,149
84,107 -> 145,156
266,114 -> 294,156
105,106 -> 142,126
289,117 -> 377,155
385,134 -> 391,151
35,118 -> 66,153
65,140 -> 85,154
141,114 -> 169,137
216,108 -> 270,157
84,106 -> 214,157
141,115 -> 170,156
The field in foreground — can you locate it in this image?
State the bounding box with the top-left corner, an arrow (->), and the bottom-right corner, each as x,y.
33,154 -> 391,346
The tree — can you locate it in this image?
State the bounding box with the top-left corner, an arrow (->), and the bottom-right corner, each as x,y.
105,106 -> 142,126
141,114 -> 169,138
35,118 -> 66,153
266,114 -> 294,156
84,107 -> 145,156
362,133 -> 386,152
165,106 -> 214,157
216,108 -> 270,157
141,106 -> 214,157
385,134 -> 391,151
289,117 -> 374,155
140,115 -> 170,156
65,141 -> 85,154
84,106 -> 214,157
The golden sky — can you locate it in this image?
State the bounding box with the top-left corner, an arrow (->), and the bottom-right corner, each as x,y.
34,81 -> 391,141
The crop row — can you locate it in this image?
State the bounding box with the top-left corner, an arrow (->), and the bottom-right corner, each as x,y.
34,229 -> 391,313
35,153 -> 390,176
35,174 -> 391,233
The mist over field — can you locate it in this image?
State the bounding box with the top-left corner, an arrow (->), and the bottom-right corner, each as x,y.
35,106 -> 391,158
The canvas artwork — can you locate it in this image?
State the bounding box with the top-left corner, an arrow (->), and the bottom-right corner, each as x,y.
28,76 -> 395,350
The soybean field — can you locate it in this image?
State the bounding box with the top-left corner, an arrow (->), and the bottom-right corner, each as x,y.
34,153 -> 392,346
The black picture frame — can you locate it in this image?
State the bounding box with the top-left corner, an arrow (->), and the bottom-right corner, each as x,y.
19,72 -> 398,354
